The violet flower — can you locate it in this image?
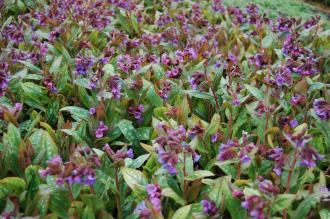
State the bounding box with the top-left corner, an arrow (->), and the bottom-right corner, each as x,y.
241,195 -> 267,219
313,99 -> 330,120
0,62 -> 9,97
201,199 -> 218,216
128,104 -> 145,121
95,121 -> 108,138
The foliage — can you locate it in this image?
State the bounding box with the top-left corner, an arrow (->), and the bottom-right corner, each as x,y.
0,0 -> 330,219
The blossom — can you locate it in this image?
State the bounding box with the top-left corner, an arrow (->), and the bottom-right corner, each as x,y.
158,81 -> 172,100
134,201 -> 152,219
290,119 -> 299,128
258,179 -> 279,194
95,121 -> 108,138
117,54 -> 142,73
242,195 -> 267,219
0,61 -> 9,97
189,71 -> 205,90
146,184 -> 162,212
303,16 -> 320,29
201,199 -> 218,216
313,99 -> 330,120
166,67 -> 183,79
128,104 -> 145,121
76,57 -> 93,75
290,93 -> 306,106
108,75 -> 122,100
89,108 -> 96,115
300,146 -> 323,168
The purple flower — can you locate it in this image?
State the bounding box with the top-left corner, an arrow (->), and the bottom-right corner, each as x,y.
128,104 -> 145,121
211,132 -> 221,143
267,147 -> 285,175
166,67 -> 183,79
292,57 -> 319,76
134,201 -> 152,219
95,121 -> 108,138
276,17 -> 295,32
290,93 -> 306,106
76,57 -> 93,75
303,16 -> 320,29
89,108 -> 96,115
242,195 -> 267,219
126,149 -> 134,159
228,7 -> 246,24
184,47 -> 198,60
146,184 -> 162,212
84,175 -> 95,186
290,119 -> 299,128
39,169 -> 48,178
158,81 -> 172,100
201,199 -> 218,216
313,99 -> 330,120
188,125 -> 204,138
189,71 -> 205,90
217,140 -> 239,161
258,179 -> 279,194
319,186 -> 329,192
249,53 -> 266,68
0,61 -> 9,97
161,54 -> 172,65
117,54 -> 142,73
212,0 -> 225,12
108,75 -> 122,100
300,146 -> 323,168
3,23 -> 24,44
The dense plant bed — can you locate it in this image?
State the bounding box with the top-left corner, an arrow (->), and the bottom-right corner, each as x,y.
307,0 -> 330,6
0,0 -> 330,219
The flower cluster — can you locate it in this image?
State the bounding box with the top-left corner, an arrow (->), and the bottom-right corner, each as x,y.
39,155 -> 96,186
155,124 -> 200,175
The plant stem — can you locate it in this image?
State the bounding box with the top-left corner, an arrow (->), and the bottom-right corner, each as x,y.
183,152 -> 188,200
283,146 -> 299,219
115,168 -> 123,219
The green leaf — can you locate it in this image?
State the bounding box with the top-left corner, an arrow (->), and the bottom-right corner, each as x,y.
82,206 -> 95,219
60,106 -> 90,121
320,209 -> 330,219
126,154 -> 150,169
50,55 -> 63,74
74,78 -> 91,89
204,113 -> 220,138
272,194 -> 296,212
49,189 -> 71,219
172,205 -> 192,219
161,188 -> 186,206
121,167 -> 147,195
185,170 -> 214,181
136,127 -> 151,141
118,119 -> 144,155
3,123 -> 22,175
244,84 -> 265,100
262,35 -> 273,48
292,192 -> 330,219
81,194 -> 105,211
29,129 -> 58,165
184,90 -> 214,100
18,60 -> 43,73
0,177 -> 26,199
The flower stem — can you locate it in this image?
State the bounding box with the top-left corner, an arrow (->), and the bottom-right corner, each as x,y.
183,152 -> 188,200
283,146 -> 299,219
115,167 -> 123,219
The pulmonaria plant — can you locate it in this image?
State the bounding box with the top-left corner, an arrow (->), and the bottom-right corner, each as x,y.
0,0 -> 329,218
155,124 -> 200,175
39,153 -> 98,186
